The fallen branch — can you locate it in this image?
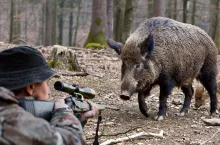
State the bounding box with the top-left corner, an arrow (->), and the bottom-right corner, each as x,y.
52,69 -> 90,77
100,130 -> 164,145
203,118 -> 220,126
58,71 -> 89,77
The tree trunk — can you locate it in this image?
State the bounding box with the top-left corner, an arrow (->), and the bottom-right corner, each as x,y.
58,0 -> 65,45
45,0 -> 53,46
107,0 -> 113,39
52,0 -> 57,45
183,0 -> 188,23
210,0 -> 219,40
210,0 -> 220,51
148,0 -> 154,18
191,0 -> 196,25
113,0 -> 125,42
73,0 -> 81,47
122,0 -> 135,43
9,0 -> 14,43
167,0 -> 172,18
153,0 -> 166,17
173,0 -> 177,20
84,0 -> 108,48
69,0 -> 74,46
38,3 -> 45,45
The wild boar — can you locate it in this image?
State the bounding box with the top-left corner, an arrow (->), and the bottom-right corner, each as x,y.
195,74 -> 220,108
107,17 -> 218,121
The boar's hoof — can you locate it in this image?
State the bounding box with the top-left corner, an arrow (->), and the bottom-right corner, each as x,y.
154,115 -> 164,121
175,112 -> 185,116
210,110 -> 219,116
120,95 -> 130,100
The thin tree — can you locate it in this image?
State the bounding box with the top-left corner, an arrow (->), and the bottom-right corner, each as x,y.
84,0 -> 107,47
153,0 -> 166,17
173,0 -> 177,20
68,0 -> 74,46
122,0 -> 135,43
73,0 -> 81,46
58,0 -> 65,45
183,0 -> 188,23
38,2 -> 46,45
191,0 -> 196,25
45,0 -> 53,46
52,0 -> 57,45
210,0 -> 220,50
107,0 -> 113,39
113,0 -> 125,42
167,0 -> 173,18
9,0 -> 14,43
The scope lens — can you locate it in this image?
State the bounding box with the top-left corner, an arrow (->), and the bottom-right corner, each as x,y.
54,81 -> 63,90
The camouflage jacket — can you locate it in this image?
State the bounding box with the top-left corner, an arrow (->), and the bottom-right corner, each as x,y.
0,87 -> 87,145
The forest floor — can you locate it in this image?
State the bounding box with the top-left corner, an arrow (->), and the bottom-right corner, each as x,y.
1,42 -> 220,145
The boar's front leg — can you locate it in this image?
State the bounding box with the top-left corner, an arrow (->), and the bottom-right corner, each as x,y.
176,85 -> 194,116
138,91 -> 150,118
155,83 -> 175,121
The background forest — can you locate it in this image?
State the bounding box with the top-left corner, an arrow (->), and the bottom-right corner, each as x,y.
0,0 -> 219,49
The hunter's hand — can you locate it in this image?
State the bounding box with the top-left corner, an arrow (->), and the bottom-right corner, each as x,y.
82,100 -> 99,118
55,99 -> 69,109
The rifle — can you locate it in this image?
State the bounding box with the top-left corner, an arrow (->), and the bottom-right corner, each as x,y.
19,81 -> 119,145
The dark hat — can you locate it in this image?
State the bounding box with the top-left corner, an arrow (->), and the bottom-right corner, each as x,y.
0,46 -> 57,90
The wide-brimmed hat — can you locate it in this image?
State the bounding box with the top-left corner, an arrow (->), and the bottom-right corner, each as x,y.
0,46 -> 57,90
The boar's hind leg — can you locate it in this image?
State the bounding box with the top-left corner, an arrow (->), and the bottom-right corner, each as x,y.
138,91 -> 150,118
176,85 -> 194,116
198,74 -> 217,114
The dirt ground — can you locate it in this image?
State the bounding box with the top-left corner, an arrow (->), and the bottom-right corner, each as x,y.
1,43 -> 220,145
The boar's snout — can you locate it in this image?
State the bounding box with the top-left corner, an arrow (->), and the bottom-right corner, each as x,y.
120,90 -> 131,100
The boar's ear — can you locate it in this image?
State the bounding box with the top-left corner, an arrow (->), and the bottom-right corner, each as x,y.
139,34 -> 154,58
107,38 -> 123,55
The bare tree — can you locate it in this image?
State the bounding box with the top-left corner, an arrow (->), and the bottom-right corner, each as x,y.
107,0 -> 113,38
44,0 -> 53,46
52,0 -> 57,45
73,0 -> 81,46
58,0 -> 65,45
68,0 -> 74,46
173,0 -> 177,20
183,0 -> 188,23
9,0 -> 14,43
84,0 -> 107,47
114,0 -> 125,42
122,0 -> 135,43
38,2 -> 46,45
210,0 -> 220,50
191,0 -> 196,25
153,0 -> 166,16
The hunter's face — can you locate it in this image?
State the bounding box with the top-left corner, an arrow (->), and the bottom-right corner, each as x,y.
32,80 -> 51,100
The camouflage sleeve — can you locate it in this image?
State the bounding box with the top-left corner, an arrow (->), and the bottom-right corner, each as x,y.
50,107 -> 87,145
0,87 -> 87,145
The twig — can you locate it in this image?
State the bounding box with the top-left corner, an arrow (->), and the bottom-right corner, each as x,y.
101,127 -> 142,137
201,129 -> 220,145
100,130 -> 164,145
86,127 -> 141,140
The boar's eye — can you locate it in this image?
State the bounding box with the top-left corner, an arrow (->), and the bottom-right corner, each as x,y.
135,63 -> 142,70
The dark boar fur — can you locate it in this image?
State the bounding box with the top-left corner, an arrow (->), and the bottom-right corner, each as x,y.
107,17 -> 218,121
